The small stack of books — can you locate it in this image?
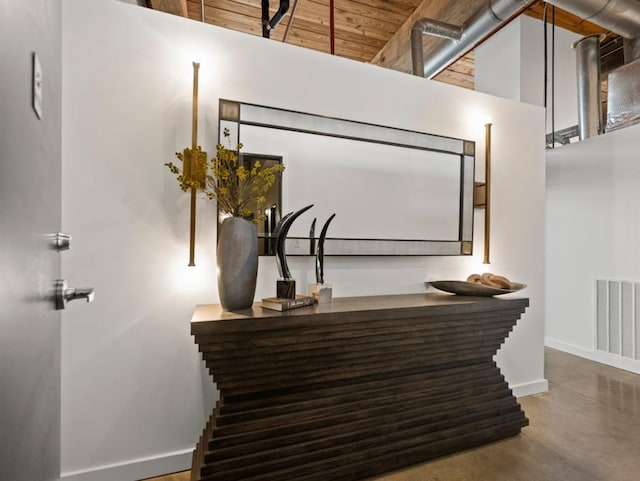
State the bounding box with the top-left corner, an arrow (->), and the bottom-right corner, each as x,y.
261,295 -> 315,311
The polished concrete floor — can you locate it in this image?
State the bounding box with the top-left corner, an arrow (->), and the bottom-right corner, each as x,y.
145,348 -> 640,481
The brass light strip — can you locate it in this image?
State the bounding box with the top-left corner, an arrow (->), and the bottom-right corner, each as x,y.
484,122 -> 492,265
189,62 -> 200,267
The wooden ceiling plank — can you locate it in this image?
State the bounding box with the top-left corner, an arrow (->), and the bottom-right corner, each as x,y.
199,0 -> 261,20
186,1 -> 203,20
203,7 -> 264,35
281,16 -> 386,50
334,0 -> 409,26
151,0 -> 188,17
279,26 -> 379,60
433,68 -> 474,90
295,0 -> 419,20
345,0 -> 422,17
300,0 -> 402,37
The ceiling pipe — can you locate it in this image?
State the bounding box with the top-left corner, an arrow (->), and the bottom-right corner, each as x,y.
414,0 -> 640,80
572,34 -> 605,139
413,0 -> 530,79
262,0 -> 290,38
546,0 -> 640,39
546,0 -> 640,63
268,0 -> 290,31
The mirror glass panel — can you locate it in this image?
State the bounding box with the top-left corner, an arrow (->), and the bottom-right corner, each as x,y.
219,99 -> 475,256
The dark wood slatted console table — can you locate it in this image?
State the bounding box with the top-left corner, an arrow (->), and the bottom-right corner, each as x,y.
190,293 -> 529,481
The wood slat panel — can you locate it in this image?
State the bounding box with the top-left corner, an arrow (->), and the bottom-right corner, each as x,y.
208,382 -> 508,450
219,361 -> 493,413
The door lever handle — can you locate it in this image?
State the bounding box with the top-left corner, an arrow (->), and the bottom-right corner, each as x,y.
54,279 -> 95,310
65,287 -> 95,303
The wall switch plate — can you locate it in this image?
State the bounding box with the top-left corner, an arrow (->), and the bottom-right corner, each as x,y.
32,53 -> 43,120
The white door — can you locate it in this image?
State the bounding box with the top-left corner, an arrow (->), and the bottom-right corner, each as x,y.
0,1 -> 62,479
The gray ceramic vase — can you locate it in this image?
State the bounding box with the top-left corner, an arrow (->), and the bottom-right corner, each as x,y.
217,217 -> 258,311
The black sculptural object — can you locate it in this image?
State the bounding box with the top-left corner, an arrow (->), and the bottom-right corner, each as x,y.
315,213 -> 336,285
273,204 -> 313,298
308,218 -> 317,256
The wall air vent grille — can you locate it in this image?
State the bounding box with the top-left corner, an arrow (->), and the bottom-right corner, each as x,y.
595,280 -> 640,360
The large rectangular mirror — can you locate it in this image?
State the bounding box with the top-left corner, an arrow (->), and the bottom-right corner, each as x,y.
219,99 -> 475,256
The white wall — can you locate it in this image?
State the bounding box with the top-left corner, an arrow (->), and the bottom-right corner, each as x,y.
62,0 -> 547,479
546,123 -> 640,370
475,18 -> 524,102
475,15 -> 580,134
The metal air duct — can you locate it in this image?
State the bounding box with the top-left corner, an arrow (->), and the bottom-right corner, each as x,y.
572,35 -> 604,139
412,0 -> 530,78
413,0 -> 640,80
623,35 -> 640,62
411,19 -> 463,77
546,0 -> 640,39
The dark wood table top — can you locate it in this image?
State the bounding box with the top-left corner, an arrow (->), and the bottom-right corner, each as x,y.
191,293 -> 529,334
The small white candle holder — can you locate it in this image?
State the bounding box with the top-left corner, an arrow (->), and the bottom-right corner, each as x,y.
309,283 -> 333,304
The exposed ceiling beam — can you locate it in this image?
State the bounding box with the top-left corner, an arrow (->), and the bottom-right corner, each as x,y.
150,0 -> 188,17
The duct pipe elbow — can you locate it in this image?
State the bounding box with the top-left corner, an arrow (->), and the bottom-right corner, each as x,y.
419,0 -> 528,79
268,0 -> 290,30
411,18 -> 464,77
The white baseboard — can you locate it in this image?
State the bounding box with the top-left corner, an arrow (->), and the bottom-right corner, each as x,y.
545,338 -> 640,375
60,448 -> 192,481
510,379 -> 549,398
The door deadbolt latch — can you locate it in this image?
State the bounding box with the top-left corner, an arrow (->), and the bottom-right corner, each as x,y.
54,232 -> 72,251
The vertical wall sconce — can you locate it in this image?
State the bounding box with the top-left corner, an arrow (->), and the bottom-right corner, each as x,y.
188,62 -> 200,266
483,122 -> 491,264
474,122 -> 492,265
